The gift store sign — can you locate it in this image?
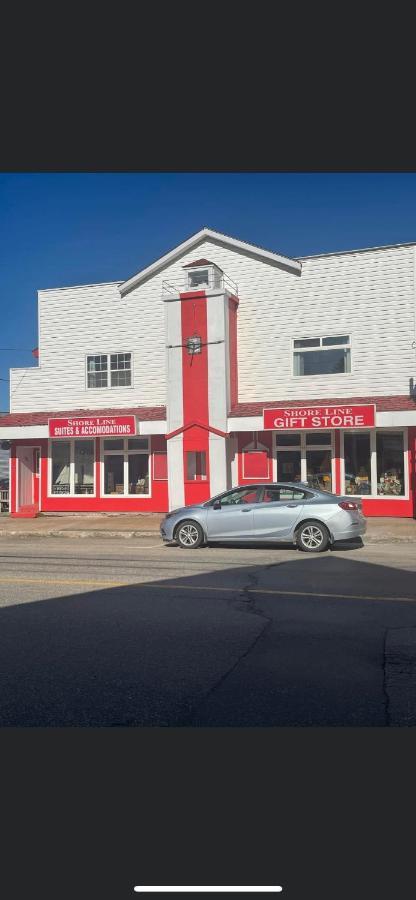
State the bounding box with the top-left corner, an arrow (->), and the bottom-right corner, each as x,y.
263,404 -> 375,430
48,415 -> 137,437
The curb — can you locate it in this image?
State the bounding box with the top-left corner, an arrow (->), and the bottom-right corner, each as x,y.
0,529 -> 415,542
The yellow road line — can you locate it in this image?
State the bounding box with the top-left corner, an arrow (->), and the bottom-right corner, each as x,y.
0,575 -> 414,603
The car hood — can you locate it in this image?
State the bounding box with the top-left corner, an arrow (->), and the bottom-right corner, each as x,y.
166,504 -> 205,517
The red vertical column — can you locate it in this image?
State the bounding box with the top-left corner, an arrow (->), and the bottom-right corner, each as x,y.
180,291 -> 211,505
9,443 -> 16,514
334,430 -> 341,495
409,426 -> 416,518
95,437 -> 101,499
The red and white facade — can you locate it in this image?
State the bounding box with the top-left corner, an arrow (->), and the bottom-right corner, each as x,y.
1,227 -> 416,517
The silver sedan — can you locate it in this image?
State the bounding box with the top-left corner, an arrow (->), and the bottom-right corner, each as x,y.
160,483 -> 367,552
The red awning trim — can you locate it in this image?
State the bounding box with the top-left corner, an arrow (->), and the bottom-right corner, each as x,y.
229,395 -> 416,417
166,421 -> 228,440
0,405 -> 166,428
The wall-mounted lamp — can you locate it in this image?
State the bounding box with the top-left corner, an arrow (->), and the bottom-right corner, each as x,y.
186,334 -> 202,355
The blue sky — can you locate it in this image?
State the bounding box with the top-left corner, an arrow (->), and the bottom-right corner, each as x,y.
1,171 -> 416,414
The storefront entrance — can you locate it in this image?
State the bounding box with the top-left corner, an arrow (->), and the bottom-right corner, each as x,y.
16,446 -> 40,514
275,431 -> 334,492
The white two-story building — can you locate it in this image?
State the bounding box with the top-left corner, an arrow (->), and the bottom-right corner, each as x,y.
1,227 -> 415,518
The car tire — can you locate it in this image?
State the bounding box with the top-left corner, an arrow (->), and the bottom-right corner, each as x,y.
296,520 -> 329,553
175,519 -> 204,549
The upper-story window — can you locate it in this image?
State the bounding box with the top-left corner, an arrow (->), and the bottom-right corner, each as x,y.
184,262 -> 223,291
188,269 -> 210,289
87,353 -> 132,388
293,335 -> 351,376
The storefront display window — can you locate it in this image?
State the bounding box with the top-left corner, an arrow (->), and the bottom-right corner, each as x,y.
128,454 -> 149,494
74,440 -> 94,494
103,437 -> 149,495
344,433 -> 371,495
104,455 -> 124,494
377,432 -> 405,495
306,448 -> 332,492
51,439 -> 95,495
51,441 -> 70,494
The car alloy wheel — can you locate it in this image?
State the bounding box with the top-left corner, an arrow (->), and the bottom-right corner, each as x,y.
297,520 -> 329,553
176,520 -> 204,549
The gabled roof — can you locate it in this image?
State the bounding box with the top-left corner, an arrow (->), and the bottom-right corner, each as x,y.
182,258 -> 213,268
119,227 -> 301,296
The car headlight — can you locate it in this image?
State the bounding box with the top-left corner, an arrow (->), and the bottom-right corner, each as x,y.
164,512 -> 174,520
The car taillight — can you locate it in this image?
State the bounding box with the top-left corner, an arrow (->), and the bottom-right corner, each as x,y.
338,500 -> 358,510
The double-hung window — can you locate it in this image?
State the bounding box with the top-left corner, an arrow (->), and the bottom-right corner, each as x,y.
87,353 -> 132,388
293,335 -> 351,376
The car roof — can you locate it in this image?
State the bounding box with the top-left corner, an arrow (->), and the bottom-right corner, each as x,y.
237,482 -> 319,492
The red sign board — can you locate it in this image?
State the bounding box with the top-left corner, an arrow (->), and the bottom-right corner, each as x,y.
263,404 -> 375,430
49,415 -> 137,438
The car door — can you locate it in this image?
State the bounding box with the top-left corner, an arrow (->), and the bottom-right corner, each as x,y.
206,486 -> 261,540
252,486 -> 308,539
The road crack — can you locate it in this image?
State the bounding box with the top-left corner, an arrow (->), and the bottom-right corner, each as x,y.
176,568 -> 274,725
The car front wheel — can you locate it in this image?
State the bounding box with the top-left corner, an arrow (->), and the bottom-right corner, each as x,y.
296,520 -> 329,553
175,520 -> 204,549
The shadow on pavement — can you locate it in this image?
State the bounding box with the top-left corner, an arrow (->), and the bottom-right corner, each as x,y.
0,551 -> 415,726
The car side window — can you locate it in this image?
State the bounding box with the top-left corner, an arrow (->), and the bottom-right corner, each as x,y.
279,488 -> 295,501
262,487 -> 311,502
220,487 -> 260,506
262,488 -> 282,503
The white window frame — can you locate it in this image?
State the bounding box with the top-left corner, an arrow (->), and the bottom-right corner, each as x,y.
48,438 -> 96,498
292,334 -> 352,378
340,428 -> 409,500
272,431 -> 336,491
101,437 -> 151,498
86,352 -> 133,390
186,265 -> 223,291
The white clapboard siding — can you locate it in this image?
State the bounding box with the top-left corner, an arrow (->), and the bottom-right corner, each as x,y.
9,241 -> 416,413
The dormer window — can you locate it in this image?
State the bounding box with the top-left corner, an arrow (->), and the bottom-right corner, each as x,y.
183,259 -> 223,291
188,268 -> 210,289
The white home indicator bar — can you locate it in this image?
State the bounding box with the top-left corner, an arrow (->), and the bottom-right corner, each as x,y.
134,889 -> 283,894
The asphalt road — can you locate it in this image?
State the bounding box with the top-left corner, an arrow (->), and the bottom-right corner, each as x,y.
0,535 -> 416,726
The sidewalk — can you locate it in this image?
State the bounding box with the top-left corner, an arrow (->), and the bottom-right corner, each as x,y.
0,512 -> 163,538
0,513 -> 415,541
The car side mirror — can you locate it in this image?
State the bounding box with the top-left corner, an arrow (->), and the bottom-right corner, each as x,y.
213,499 -> 222,510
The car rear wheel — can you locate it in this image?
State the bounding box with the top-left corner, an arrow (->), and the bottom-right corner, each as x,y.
175,520 -> 204,549
296,520 -> 329,553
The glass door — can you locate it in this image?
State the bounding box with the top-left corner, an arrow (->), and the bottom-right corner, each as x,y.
305,431 -> 333,492
276,433 -> 302,484
276,450 -> 302,483
276,431 -> 334,492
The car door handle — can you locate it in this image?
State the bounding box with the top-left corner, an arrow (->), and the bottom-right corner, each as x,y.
241,508 -> 252,512
285,503 -> 298,508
